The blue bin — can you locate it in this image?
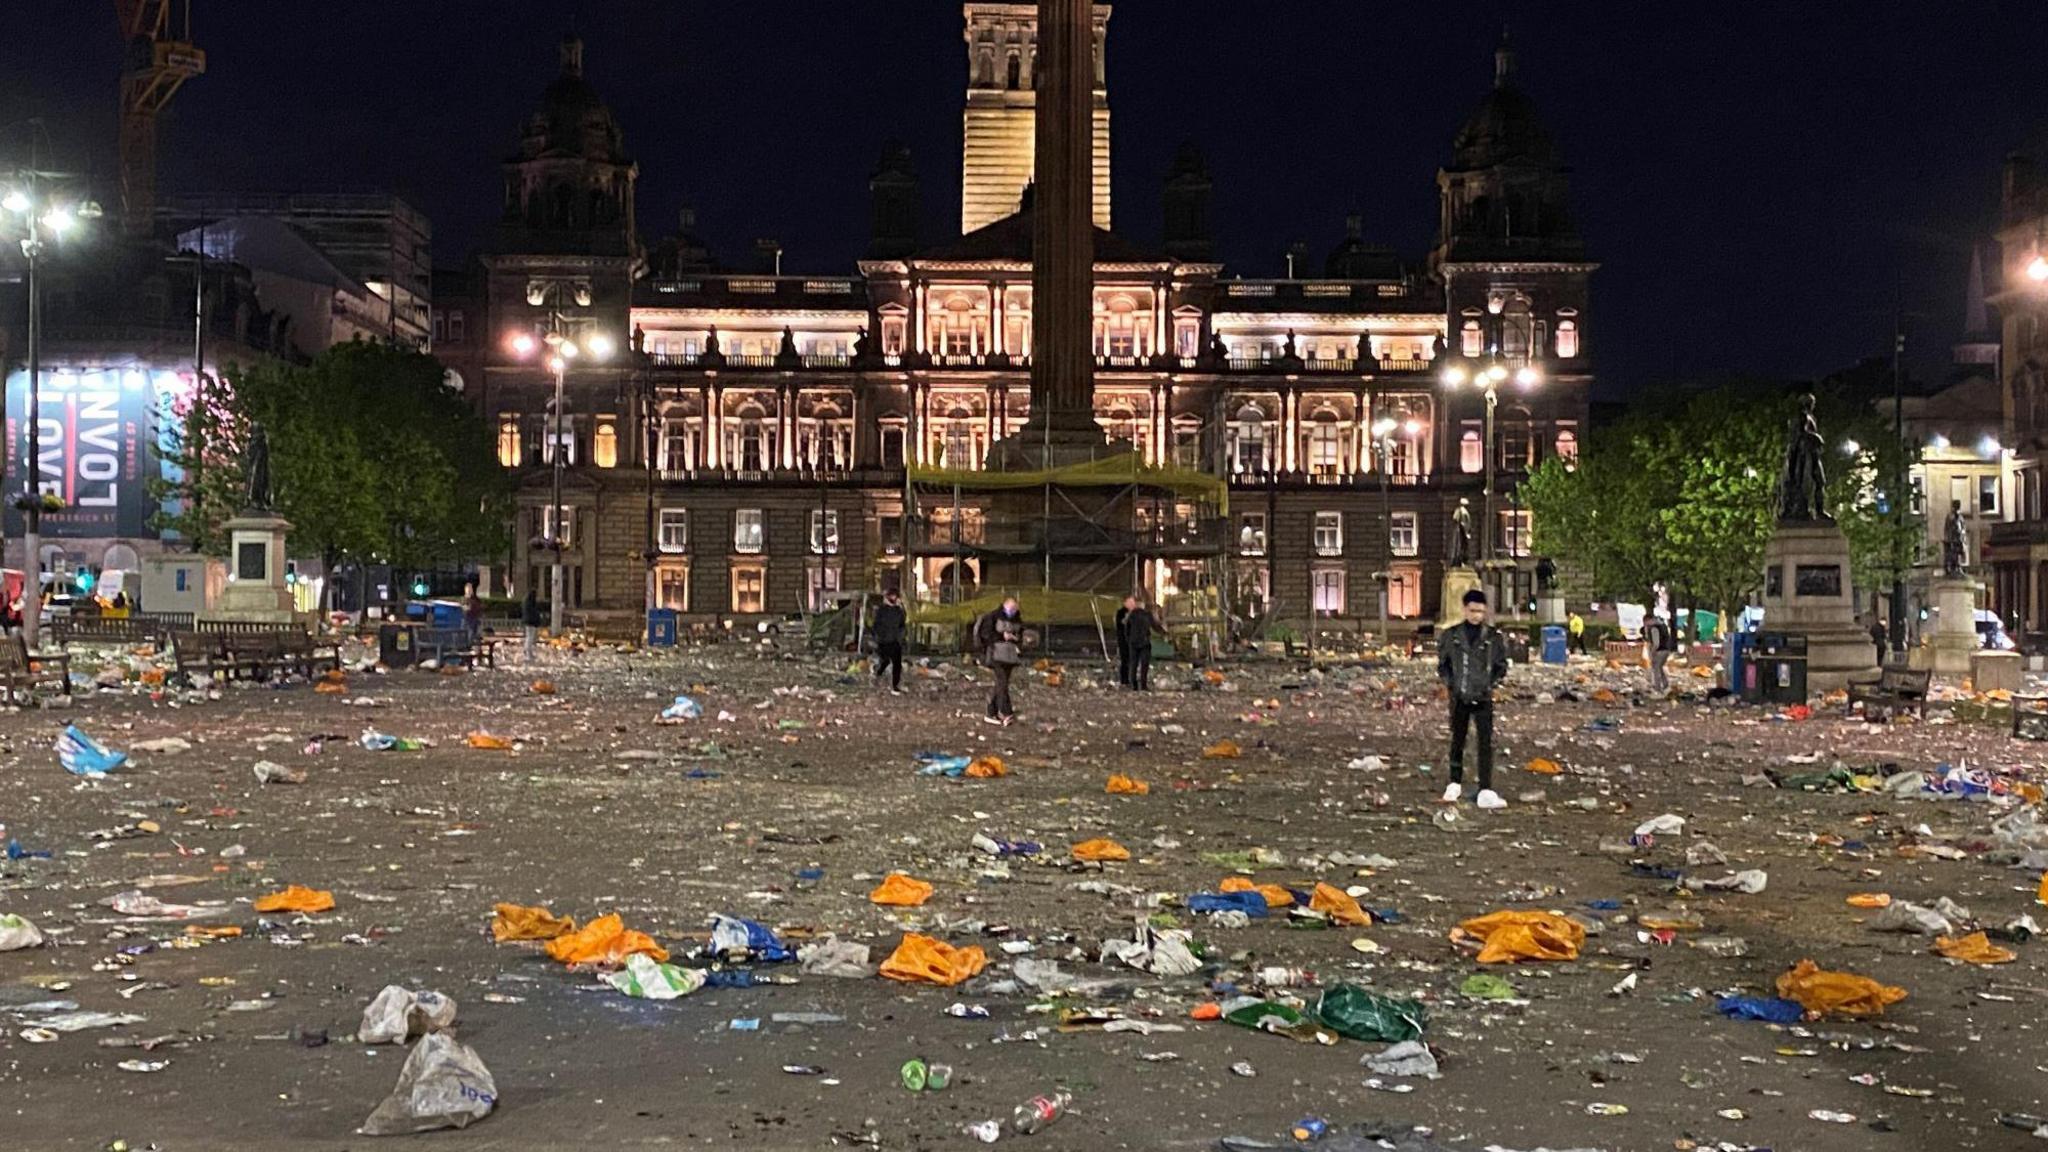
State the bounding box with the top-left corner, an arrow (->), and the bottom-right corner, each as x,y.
1727,631 -> 1753,699
1540,624 -> 1568,665
647,608 -> 679,648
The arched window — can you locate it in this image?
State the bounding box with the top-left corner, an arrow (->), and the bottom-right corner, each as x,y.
1007,53 -> 1022,90
1460,319 -> 1483,357
1555,428 -> 1580,465
1230,404 -> 1269,474
1306,409 -> 1343,476
732,402 -> 772,472
1459,430 -> 1483,473
1556,320 -> 1580,359
1501,297 -> 1533,358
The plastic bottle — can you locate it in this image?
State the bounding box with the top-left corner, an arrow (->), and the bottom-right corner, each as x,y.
1011,1091 -> 1071,1135
1257,966 -> 1315,988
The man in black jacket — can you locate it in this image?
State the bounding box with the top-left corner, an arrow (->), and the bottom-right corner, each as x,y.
1437,588 -> 1509,810
1125,596 -> 1155,690
1114,596 -> 1135,687
871,588 -> 907,693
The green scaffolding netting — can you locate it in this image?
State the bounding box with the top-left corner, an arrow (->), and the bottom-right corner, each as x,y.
910,588 -> 1129,628
908,452 -> 1228,509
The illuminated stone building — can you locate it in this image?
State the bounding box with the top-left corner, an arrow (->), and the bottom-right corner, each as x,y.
477,17 -> 1594,634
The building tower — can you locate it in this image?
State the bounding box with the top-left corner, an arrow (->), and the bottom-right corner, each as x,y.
1161,142 -> 1214,262
961,2 -> 1111,234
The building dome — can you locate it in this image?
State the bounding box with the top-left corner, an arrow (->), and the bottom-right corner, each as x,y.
1447,36 -> 1557,172
516,35 -> 629,165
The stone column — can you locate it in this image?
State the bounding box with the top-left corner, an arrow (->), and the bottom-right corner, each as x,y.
1025,0 -> 1097,435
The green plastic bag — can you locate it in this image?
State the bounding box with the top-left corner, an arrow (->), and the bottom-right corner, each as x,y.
1314,983 -> 1427,1042
1223,999 -> 1337,1044
1459,973 -> 1519,1001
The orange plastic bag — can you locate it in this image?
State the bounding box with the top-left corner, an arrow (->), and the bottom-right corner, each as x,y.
2037,872 -> 2048,907
465,731 -> 514,750
1219,876 -> 1294,908
1044,671 -> 1064,688
1934,932 -> 2016,965
184,925 -> 242,939
1590,688 -> 1619,704
870,873 -> 935,907
530,679 -> 557,695
491,902 -> 575,942
1203,669 -> 1227,685
1071,838 -> 1131,862
879,933 -> 987,986
253,885 -> 335,914
1785,704 -> 1813,721
964,755 -> 1007,778
1775,959 -> 1906,1018
1456,910 -> 1585,964
1106,774 -> 1149,795
1309,882 -> 1371,926
1525,757 -> 1562,776
1202,740 -> 1242,759
544,913 -> 668,967
1846,892 -> 1892,909
314,679 -> 346,694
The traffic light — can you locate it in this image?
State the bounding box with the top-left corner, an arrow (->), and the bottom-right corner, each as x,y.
411,578 -> 430,598
73,567 -> 93,594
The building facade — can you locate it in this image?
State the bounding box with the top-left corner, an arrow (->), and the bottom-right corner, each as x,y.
478,16 -> 1594,636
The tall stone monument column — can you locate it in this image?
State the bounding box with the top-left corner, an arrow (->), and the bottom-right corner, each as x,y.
1757,394 -> 1878,691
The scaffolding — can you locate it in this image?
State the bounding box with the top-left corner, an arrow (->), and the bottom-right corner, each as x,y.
903,452 -> 1231,657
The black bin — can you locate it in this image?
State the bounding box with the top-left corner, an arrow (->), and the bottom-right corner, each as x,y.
1750,630 -> 1808,705
378,622 -> 418,669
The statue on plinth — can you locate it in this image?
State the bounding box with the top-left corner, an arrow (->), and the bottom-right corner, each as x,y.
1778,393 -> 1830,522
1450,498 -> 1474,568
1943,502 -> 1970,577
243,422 -> 273,512
1536,555 -> 1558,592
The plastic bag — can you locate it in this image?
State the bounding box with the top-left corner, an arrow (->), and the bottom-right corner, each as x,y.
1934,932 -> 2017,965
1632,813 -> 1685,837
55,725 -> 126,777
1456,910 -> 1586,964
707,913 -> 794,963
254,885 -> 335,914
251,760 -> 307,785
914,753 -> 973,777
658,694 -> 703,722
1362,1040 -> 1439,1078
358,986 -> 458,1045
1715,995 -> 1804,1023
1870,901 -> 1952,936
1776,959 -> 1907,1018
544,913 -> 668,967
604,952 -> 707,999
1105,774 -> 1149,795
879,933 -> 987,986
1099,920 -> 1201,977
1218,876 -> 1294,908
1458,973 -> 1517,1001
1223,999 -> 1337,1044
464,732 -> 514,750
359,729 -> 398,751
358,1031 -> 497,1136
1187,890 -> 1268,918
798,935 -> 874,978
964,755 -> 1007,778
1684,869 -> 1768,894
870,873 -> 935,907
1309,882 -> 1371,926
490,903 -> 575,942
1201,740 -> 1242,759
1315,984 -> 1427,1043
0,913 -> 44,951
1525,757 -> 1562,776
1071,838 -> 1130,862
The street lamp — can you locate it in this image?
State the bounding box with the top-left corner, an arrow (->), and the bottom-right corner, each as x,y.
1370,415 -> 1422,646
509,318 -> 614,635
2,176 -> 100,652
1442,353 -> 1542,609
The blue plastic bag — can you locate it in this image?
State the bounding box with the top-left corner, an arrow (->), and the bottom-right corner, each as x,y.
660,695 -> 703,722
55,725 -> 126,777
1716,995 -> 1804,1023
914,753 -> 973,777
707,913 -> 794,963
1188,891 -> 1269,918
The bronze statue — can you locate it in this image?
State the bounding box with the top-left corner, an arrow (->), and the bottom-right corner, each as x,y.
1778,393 -> 1830,521
779,326 -> 799,358
1450,499 -> 1474,568
1943,501 -> 1970,577
1535,555 -> 1557,592
243,421 -> 273,512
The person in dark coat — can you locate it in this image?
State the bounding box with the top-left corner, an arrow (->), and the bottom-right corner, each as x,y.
974,597 -> 1026,725
1125,597 -> 1156,690
521,585 -> 544,663
871,588 -> 908,693
1437,588 -> 1509,810
1114,596 -> 1135,687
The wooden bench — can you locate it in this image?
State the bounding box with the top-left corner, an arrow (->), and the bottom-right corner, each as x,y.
53,615 -> 165,647
277,631 -> 341,677
1848,666 -> 1932,720
2015,694 -> 2048,740
417,626 -> 497,668
0,635 -> 70,700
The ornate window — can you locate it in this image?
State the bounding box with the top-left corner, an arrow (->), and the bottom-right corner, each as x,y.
497,416 -> 522,468
1460,430 -> 1483,474
592,417 -> 618,469
659,509 -> 688,553
1557,319 -> 1580,359
1313,511 -> 1344,557
734,509 -> 765,555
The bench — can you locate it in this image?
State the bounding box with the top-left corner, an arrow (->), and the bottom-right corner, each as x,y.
277,631 -> 341,677
417,626 -> 497,668
53,615 -> 166,647
1848,666 -> 1932,720
0,635 -> 70,700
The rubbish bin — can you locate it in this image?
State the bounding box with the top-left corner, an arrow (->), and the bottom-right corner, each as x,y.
1751,631 -> 1808,705
1540,624 -> 1568,665
1727,631 -> 1753,698
378,622 -> 418,669
647,608 -> 679,648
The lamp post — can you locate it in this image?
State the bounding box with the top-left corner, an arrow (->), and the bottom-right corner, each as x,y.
1440,355 -> 1540,610
509,319 -> 613,635
2,175 -> 100,652
1371,415 -> 1422,646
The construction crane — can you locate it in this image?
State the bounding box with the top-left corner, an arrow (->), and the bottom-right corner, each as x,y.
116,0 -> 204,238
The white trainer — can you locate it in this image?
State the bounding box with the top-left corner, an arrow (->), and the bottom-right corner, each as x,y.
1440,783 -> 1463,804
1476,789 -> 1506,810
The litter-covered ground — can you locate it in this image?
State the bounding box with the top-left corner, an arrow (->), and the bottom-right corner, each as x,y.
4,641 -> 2048,1151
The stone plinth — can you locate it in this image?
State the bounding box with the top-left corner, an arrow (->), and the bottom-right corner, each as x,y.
1759,520 -> 1878,692
1973,650 -> 2024,694
1929,575 -> 1981,677
210,512 -> 299,624
1438,566 -> 1483,629
1536,593 -> 1566,625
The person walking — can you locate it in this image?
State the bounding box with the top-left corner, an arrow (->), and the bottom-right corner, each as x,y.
1567,611 -> 1586,655
520,584 -> 543,663
871,588 -> 907,694
1868,617 -> 1887,667
1438,589 -> 1509,810
974,597 -> 1026,725
462,582 -> 485,650
1644,610 -> 1674,693
1125,596 -> 1155,690
1114,596 -> 1135,688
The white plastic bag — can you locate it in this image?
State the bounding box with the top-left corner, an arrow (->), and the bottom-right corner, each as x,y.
1633,813 -> 1685,837
603,953 -> 705,1000
358,985 -> 458,1045
798,936 -> 875,979
0,913 -> 43,951
359,1032 -> 496,1136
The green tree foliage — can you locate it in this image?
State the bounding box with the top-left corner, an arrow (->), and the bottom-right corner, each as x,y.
151,343 -> 509,595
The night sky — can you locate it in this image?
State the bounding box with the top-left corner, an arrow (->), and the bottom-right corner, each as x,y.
7,2 -> 2048,397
